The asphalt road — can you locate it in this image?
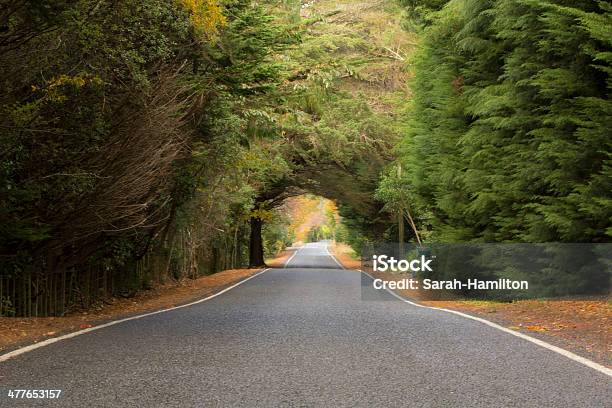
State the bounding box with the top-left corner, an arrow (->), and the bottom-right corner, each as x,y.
1,242 -> 610,407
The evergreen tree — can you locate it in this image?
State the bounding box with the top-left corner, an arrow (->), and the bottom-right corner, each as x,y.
392,0 -> 611,243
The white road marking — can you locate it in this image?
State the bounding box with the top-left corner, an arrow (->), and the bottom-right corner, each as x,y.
4,244 -> 611,380
325,245 -> 612,378
325,244 -> 345,269
0,268 -> 271,363
284,246 -> 301,267
2,244 -> 305,362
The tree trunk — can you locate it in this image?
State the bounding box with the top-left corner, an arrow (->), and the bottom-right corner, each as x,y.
248,216 -> 266,268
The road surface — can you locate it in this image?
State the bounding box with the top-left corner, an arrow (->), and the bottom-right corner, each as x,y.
1,242 -> 610,407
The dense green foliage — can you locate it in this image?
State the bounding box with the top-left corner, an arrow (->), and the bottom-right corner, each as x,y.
0,0 -> 404,315
259,0 -> 412,249
0,0 -> 299,315
383,0 -> 611,243
4,0 -> 607,314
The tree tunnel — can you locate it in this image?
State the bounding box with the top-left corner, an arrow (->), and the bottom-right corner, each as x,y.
247,155 -> 392,268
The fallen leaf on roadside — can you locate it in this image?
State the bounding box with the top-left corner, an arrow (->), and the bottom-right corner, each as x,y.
79,324 -> 93,329
526,325 -> 548,332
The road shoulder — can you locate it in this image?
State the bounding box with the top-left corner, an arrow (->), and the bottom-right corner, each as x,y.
0,267 -> 264,354
329,243 -> 611,368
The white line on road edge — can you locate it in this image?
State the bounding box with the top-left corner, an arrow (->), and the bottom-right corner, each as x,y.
325,247 -> 612,378
284,246 -> 301,268
325,245 -> 345,270
0,268 -> 271,363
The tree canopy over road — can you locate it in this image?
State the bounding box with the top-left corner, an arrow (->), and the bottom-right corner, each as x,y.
1,0 -> 610,316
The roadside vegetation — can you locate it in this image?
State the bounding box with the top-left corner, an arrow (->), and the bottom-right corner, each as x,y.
379,0 -> 611,243
0,0 -> 407,316
1,0 -> 610,317
375,0 -> 611,300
